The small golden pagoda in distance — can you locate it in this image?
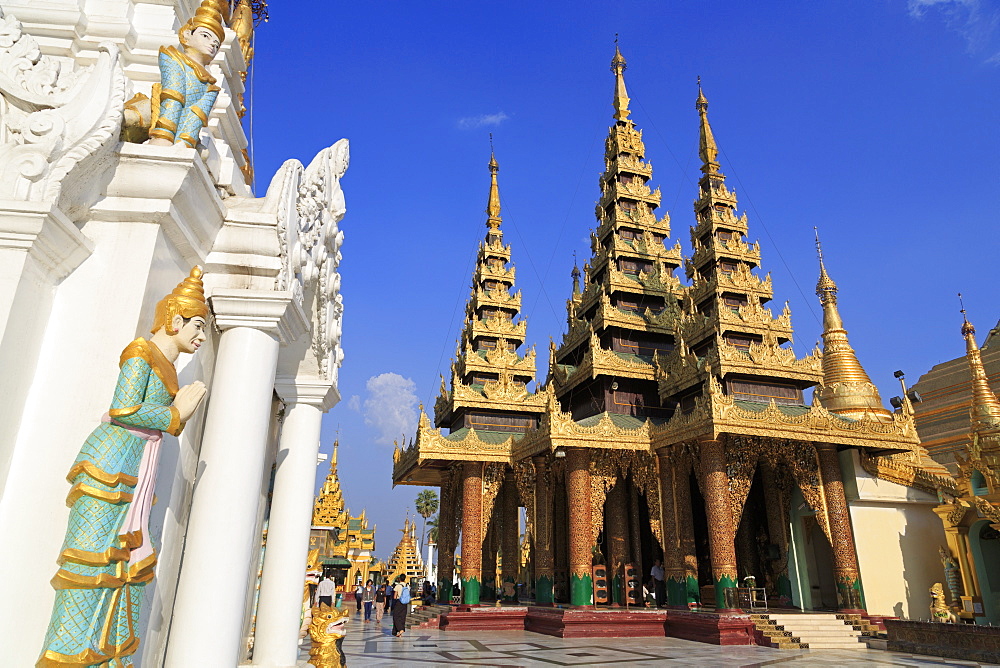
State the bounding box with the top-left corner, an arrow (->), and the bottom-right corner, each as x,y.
385,517 -> 425,585
309,442 -> 381,588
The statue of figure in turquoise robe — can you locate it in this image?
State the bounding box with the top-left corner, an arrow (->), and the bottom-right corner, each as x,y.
147,0 -> 229,149
38,267 -> 209,668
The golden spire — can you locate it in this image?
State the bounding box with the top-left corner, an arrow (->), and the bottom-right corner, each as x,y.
571,255 -> 582,297
696,77 -> 719,172
486,137 -> 502,230
331,439 -> 338,469
959,298 -> 1000,436
611,41 -> 631,122
813,229 -> 892,418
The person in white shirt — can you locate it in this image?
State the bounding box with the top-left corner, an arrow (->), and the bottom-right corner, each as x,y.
650,559 -> 666,608
316,576 -> 336,607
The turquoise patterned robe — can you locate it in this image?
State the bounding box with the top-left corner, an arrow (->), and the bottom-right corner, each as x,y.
39,339 -> 181,668
149,45 -> 220,148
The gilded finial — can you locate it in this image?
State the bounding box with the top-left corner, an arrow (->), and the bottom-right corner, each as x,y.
486,142 -> 502,229
696,79 -> 718,170
814,227 -> 838,303
611,41 -> 631,122
957,299 -> 1000,435
571,252 -> 582,297
812,239 -> 891,418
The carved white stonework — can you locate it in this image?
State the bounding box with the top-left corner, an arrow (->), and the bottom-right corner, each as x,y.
268,138 -> 348,380
0,8 -> 125,213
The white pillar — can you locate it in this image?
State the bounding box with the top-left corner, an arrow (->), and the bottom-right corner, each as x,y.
165,294 -> 294,666
252,382 -> 332,667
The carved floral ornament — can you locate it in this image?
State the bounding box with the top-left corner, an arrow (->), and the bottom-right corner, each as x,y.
0,9 -> 126,207
268,140 -> 348,380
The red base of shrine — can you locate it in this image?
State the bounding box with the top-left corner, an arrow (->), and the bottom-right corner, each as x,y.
438,606 -> 528,631
665,610 -> 756,646
525,606 -> 668,638
437,605 -> 755,645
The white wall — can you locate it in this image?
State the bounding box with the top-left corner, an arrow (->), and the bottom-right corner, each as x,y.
841,450 -> 948,619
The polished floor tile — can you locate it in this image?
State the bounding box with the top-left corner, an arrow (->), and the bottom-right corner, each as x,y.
296,610 -> 994,667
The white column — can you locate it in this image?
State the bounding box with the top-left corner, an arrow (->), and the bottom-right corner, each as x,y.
166,292 -> 303,667
252,378 -> 336,668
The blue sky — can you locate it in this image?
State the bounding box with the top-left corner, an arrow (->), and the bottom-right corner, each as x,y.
248,1 -> 1000,559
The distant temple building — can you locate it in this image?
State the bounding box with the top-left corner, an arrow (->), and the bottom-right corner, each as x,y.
926,315 -> 1000,624
385,518 -> 425,584
914,321 -> 1000,473
310,442 -> 382,588
394,47 -> 956,624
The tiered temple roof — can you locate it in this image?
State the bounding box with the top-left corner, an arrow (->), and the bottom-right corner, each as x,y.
395,152 -> 547,486
385,517 -> 425,584
309,442 -> 379,584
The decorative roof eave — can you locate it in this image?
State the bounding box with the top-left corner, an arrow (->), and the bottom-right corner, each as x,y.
392,416 -> 516,484
471,286 -> 523,311
465,315 -> 528,341
690,239 -> 762,269
552,331 -> 657,394
859,451 -> 959,497
444,385 -> 549,416
512,402 -> 653,461
651,378 -> 920,450
687,267 -> 774,305
592,296 -> 679,336
457,342 -> 537,376
474,263 -> 516,285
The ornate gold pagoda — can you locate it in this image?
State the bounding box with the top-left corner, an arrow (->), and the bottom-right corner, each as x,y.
394,150 -> 545,603
309,442 -> 380,588
932,311 -> 1000,622
385,517 -> 425,585
394,48 -> 955,615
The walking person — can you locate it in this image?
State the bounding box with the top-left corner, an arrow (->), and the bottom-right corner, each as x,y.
651,559 -> 666,608
362,579 -> 375,622
385,579 -> 395,614
354,582 -> 364,615
374,583 -> 387,623
391,577 -> 410,637
316,575 -> 336,607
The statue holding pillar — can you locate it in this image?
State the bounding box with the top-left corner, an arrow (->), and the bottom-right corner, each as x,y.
38,267 -> 209,667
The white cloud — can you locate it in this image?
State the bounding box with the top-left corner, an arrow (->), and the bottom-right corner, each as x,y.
362,372 -> 418,446
908,0 -> 1000,62
457,112 -> 510,129
347,394 -> 361,411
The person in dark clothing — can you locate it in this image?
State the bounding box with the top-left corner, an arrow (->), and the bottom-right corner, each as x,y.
391,577 -> 410,637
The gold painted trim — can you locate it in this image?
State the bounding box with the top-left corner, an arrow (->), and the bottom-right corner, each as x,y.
65,461 -> 138,488
58,545 -> 131,568
153,117 -> 178,132
108,405 -> 141,419
148,128 -> 175,141
178,133 -> 197,148
66,483 -> 134,507
190,105 -> 208,124
167,406 -> 182,437
51,569 -> 125,590
159,88 -> 184,104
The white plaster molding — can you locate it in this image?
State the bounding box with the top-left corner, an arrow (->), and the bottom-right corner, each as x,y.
263,139 -> 348,381
90,142 -> 226,263
209,290 -> 308,345
0,9 -> 126,217
0,199 -> 92,282
273,377 -> 341,412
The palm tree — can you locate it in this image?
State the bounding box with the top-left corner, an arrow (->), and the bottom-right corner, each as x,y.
426,515 -> 439,544
415,489 -> 439,551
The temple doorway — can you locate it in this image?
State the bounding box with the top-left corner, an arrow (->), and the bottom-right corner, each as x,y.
970,520 -> 1000,624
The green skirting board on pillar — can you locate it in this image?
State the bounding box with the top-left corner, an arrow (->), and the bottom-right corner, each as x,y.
715,574 -> 737,609
535,575 -> 553,604
570,572 -> 592,606
461,577 -> 481,605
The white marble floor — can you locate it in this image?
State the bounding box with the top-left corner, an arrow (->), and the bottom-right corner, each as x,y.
297,610 -> 993,667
